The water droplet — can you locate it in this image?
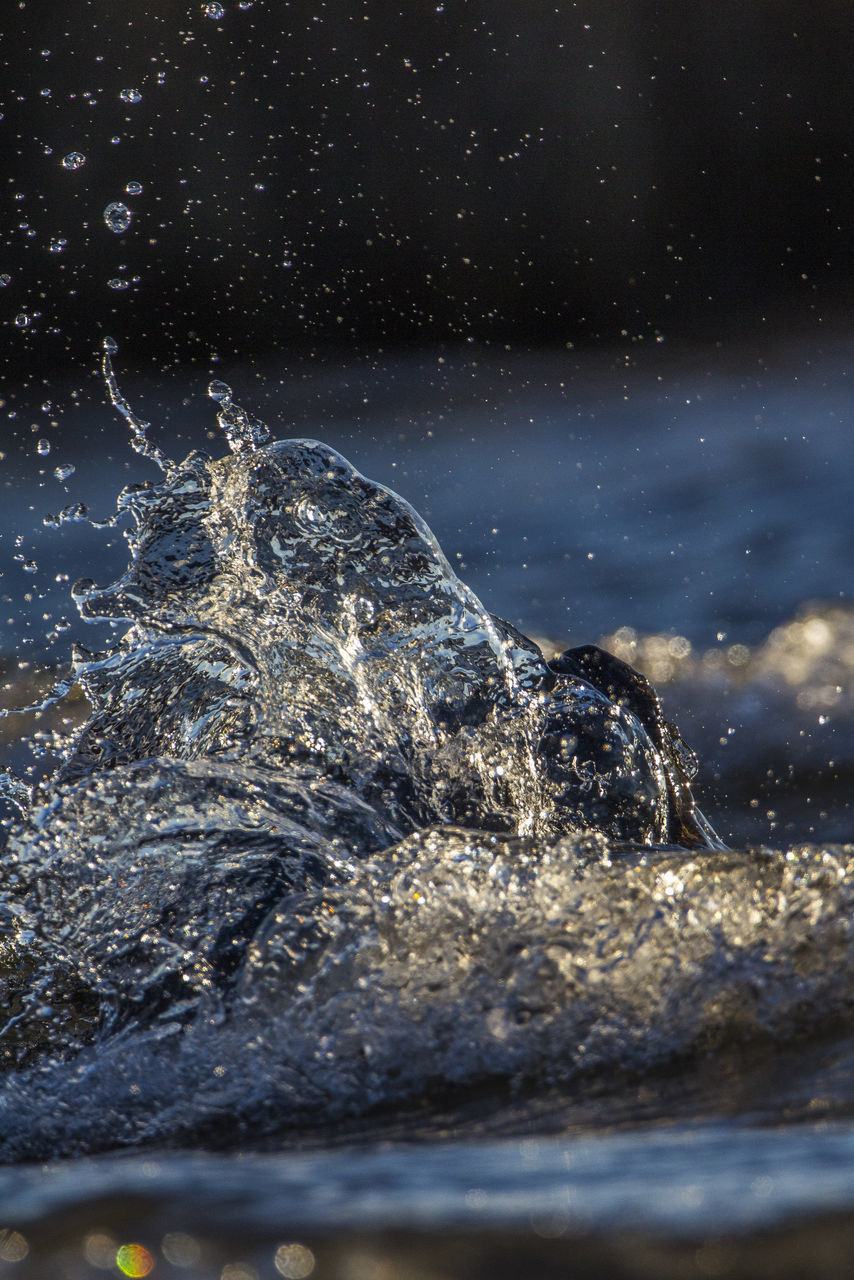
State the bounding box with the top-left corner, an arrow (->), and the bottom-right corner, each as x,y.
107,278 -> 130,290
48,237 -> 67,254
238,1 -> 254,7
22,560 -> 38,574
15,313 -> 30,328
61,151 -> 86,170
119,87 -> 142,103
203,1 -> 226,17
104,202 -> 132,234
36,439 -> 51,456
0,275 -> 11,287
125,181 -> 143,196
254,182 -> 265,191
54,463 -> 75,481
41,400 -> 53,412
207,379 -> 232,404
40,88 -> 52,98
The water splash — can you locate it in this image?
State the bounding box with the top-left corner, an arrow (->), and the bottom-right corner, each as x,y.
100,339 -> 169,471
17,369 -> 849,1167
207,378 -> 271,451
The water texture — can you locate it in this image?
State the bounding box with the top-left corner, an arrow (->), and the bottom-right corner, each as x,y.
0,367 -> 851,1168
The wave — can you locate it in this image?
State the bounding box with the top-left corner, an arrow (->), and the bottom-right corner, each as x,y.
0,355 -> 851,1162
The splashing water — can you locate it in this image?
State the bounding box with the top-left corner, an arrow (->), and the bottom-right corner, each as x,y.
1,357 -> 852,1164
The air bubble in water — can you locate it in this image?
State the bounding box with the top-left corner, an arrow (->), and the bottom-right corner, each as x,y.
125,181 -> 143,196
104,202 -> 132,234
108,278 -> 130,290
203,1 -> 226,16
54,463 -> 76,481
119,88 -> 142,103
62,152 -> 86,170
208,379 -> 233,404
37,439 -> 51,456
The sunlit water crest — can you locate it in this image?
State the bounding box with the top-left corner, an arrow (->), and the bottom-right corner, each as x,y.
0,358 -> 851,1184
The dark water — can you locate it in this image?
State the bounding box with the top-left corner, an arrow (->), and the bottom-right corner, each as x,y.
1,339 -> 853,1278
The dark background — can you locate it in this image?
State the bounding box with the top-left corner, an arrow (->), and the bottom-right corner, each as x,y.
2,0 -> 853,381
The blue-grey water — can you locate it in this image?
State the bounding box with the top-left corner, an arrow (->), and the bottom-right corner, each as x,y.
0,336 -> 853,1279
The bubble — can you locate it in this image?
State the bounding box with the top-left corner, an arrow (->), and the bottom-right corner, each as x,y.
15,313 -> 30,328
104,202 -> 132,234
160,1233 -> 202,1267
108,278 -> 130,290
54,463 -> 76,481
61,151 -> 86,170
125,181 -> 143,196
203,1 -> 226,16
37,438 -> 51,455
274,1244 -> 315,1279
0,275 -> 10,287
119,88 -> 142,103
48,237 -> 67,254
0,1232 -> 29,1263
115,1243 -> 155,1278
207,379 -> 233,404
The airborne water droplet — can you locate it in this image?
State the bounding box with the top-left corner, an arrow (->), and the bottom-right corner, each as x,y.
0,275 -> 11,287
203,1 -> 226,16
54,463 -> 76,481
37,439 -> 51,456
119,88 -> 142,103
15,313 -> 30,328
125,181 -> 143,196
207,379 -> 233,405
48,237 -> 67,254
22,560 -> 38,574
108,278 -> 130,290
104,202 -> 132,234
61,151 -> 86,170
